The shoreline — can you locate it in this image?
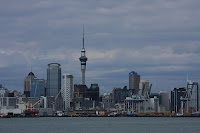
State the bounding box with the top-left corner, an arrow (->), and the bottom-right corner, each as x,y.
1,115 -> 200,118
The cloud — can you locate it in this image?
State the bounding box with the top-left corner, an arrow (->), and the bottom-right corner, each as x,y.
0,0 -> 200,93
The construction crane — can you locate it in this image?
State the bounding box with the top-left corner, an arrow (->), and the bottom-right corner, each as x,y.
16,97 -> 41,116
180,81 -> 199,114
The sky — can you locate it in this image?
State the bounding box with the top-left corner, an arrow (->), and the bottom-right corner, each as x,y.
0,0 -> 200,94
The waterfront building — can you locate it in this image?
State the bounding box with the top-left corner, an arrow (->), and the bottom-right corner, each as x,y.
46,63 -> 61,97
129,71 -> 140,94
24,72 -> 36,97
159,91 -> 170,112
0,97 -> 18,107
102,93 -> 115,111
73,84 -> 99,110
79,26 -> 88,85
171,87 -> 186,113
46,63 -> 62,111
61,73 -> 73,111
124,95 -> 146,113
0,86 -> 9,97
30,79 -> 45,98
180,81 -> 199,114
73,84 -> 88,99
139,80 -> 151,97
87,84 -> 100,107
112,86 -> 131,104
73,84 -> 89,110
124,95 -> 159,113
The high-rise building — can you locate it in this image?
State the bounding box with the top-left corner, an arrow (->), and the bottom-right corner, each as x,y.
73,84 -> 100,110
139,80 -> 150,97
112,86 -> 131,104
79,26 -> 88,85
61,73 -> 73,111
46,63 -> 61,97
171,87 -> 186,113
159,91 -> 170,112
87,84 -> 100,107
24,72 -> 36,97
30,79 -> 45,98
129,71 -> 140,94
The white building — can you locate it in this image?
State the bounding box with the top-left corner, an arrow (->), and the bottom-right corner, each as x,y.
124,95 -> 159,113
139,80 -> 150,97
61,73 -> 73,111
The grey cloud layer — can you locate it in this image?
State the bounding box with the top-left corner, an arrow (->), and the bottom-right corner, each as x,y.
0,0 -> 200,93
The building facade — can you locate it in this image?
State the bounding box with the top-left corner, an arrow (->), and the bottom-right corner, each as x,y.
112,86 -> 131,104
46,63 -> 61,97
87,84 -> 100,107
171,87 -> 186,113
30,79 -> 45,98
24,72 -> 36,97
159,91 -> 170,112
61,74 -> 73,111
139,80 -> 150,97
46,63 -> 62,111
129,71 -> 140,94
102,93 -> 115,111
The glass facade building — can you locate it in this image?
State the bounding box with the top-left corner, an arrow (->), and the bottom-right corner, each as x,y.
30,79 -> 45,98
129,71 -> 140,94
46,63 -> 61,97
24,72 -> 36,97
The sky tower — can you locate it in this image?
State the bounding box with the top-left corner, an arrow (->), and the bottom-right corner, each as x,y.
79,26 -> 88,85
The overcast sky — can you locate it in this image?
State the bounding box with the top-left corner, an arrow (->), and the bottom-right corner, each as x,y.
0,0 -> 200,94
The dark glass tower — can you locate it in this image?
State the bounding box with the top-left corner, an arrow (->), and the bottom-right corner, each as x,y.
79,26 -> 88,85
46,63 -> 61,97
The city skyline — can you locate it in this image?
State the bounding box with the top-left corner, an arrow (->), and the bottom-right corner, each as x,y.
0,0 -> 200,94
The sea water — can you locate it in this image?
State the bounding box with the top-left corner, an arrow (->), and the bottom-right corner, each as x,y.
0,117 -> 200,133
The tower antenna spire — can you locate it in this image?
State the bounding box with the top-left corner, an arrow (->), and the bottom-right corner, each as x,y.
79,25 -> 87,85
83,25 -> 84,49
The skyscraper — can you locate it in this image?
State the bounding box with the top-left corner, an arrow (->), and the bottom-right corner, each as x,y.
159,91 -> 170,111
139,80 -> 150,97
30,79 -> 45,98
46,63 -> 61,97
79,26 -> 88,85
24,72 -> 36,97
129,71 -> 140,94
171,87 -> 186,113
61,73 -> 73,111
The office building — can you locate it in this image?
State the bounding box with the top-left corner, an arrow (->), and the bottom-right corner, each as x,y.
24,72 -> 36,97
87,84 -> 100,107
46,63 -> 61,97
30,79 -> 45,98
139,80 -> 151,97
61,73 -> 73,111
171,87 -> 186,113
112,86 -> 131,104
159,91 -> 169,112
46,63 -> 62,111
73,84 -> 100,110
129,71 -> 140,94
102,93 -> 115,111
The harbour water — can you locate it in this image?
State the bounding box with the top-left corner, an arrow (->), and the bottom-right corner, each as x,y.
0,117 -> 200,133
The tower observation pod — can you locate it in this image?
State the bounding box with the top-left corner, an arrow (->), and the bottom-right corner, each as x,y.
79,26 -> 88,85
